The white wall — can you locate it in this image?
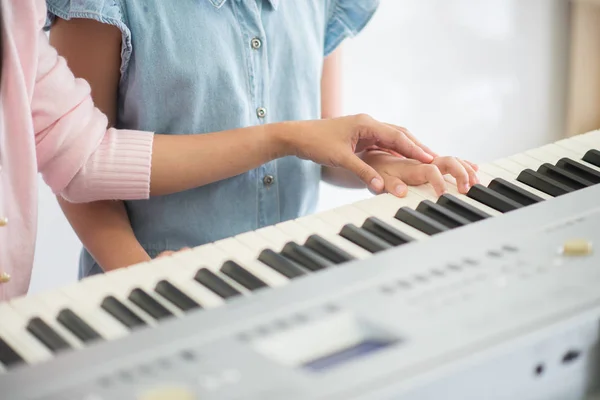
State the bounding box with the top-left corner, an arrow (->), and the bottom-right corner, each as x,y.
28,0 -> 571,294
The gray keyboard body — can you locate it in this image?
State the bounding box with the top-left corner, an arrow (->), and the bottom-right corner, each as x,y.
2,178 -> 600,399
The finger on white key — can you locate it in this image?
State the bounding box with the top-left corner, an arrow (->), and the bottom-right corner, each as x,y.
442,179 -> 503,219
0,304 -> 53,364
214,237 -> 289,287
478,163 -> 552,200
293,215 -> 371,259
9,297 -> 84,350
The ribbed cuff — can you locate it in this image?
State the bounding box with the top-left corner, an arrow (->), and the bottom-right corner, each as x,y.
61,129 -> 154,202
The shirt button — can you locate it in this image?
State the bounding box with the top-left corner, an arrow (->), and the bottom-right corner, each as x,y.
256,107 -> 267,118
251,37 -> 262,50
0,272 -> 11,283
0,217 -> 7,227
263,175 -> 274,186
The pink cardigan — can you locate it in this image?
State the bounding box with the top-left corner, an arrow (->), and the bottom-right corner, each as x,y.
0,0 -> 154,301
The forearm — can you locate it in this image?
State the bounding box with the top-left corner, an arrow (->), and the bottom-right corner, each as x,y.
149,123 -> 288,196
57,197 -> 150,271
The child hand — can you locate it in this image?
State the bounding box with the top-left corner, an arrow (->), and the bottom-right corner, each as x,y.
362,150 -> 479,197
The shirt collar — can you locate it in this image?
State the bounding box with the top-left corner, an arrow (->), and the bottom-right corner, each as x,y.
209,0 -> 279,10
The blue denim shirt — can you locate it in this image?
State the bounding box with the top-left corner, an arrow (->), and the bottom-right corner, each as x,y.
45,0 -> 379,278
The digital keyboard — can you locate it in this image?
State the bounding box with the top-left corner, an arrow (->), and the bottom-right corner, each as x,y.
2,131 -> 600,399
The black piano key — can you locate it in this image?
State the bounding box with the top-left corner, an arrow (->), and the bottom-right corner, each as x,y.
0,336 -> 25,368
415,200 -> 471,229
258,249 -> 307,278
467,184 -> 522,213
194,268 -> 243,299
361,217 -> 414,246
537,163 -> 593,189
154,280 -> 201,312
556,158 -> 600,184
220,261 -> 268,291
488,178 -> 544,206
304,235 -> 355,264
517,169 -> 573,196
436,193 -> 490,222
339,224 -> 393,253
128,288 -> 175,321
582,149 -> 600,168
56,309 -> 102,343
394,207 -> 449,235
26,318 -> 71,353
101,296 -> 147,329
281,242 -> 333,272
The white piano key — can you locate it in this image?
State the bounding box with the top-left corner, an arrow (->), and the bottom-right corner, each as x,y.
292,215 -> 372,259
40,290 -> 130,341
254,225 -> 295,251
554,137 -> 593,154
60,274 -> 157,327
439,177 -> 503,217
102,268 -> 185,317
9,297 -> 84,350
571,130 -> 600,148
214,238 -> 289,287
478,163 -> 552,200
351,195 -> 431,240
550,140 -> 600,171
0,303 -> 53,364
145,258 -> 226,308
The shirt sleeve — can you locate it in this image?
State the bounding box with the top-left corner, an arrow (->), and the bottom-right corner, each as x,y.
44,0 -> 133,81
324,0 -> 380,56
32,28 -> 154,203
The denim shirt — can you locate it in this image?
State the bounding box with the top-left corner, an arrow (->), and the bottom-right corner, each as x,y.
45,0 -> 379,278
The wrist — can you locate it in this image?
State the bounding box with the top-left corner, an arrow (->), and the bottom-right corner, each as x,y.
264,121 -> 300,159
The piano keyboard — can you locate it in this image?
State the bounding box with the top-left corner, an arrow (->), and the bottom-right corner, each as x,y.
1,130 -> 600,373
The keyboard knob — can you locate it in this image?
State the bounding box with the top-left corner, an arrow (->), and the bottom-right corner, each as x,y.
561,239 -> 593,256
137,385 -> 196,400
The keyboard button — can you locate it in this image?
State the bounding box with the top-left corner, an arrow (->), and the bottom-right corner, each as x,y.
128,288 -> 175,321
436,193 -> 490,222
26,317 -> 71,353
415,200 -> 471,229
304,235 -> 355,264
220,261 -> 268,291
487,178 -> 544,206
281,242 -> 333,271
517,169 -> 573,196
467,184 -> 522,213
556,158 -> 600,184
101,296 -> 147,329
154,280 -> 201,312
258,249 -> 307,278
56,309 -> 102,344
339,224 -> 393,253
537,163 -> 593,189
0,336 -> 24,368
394,207 -> 449,235
582,149 -> 600,168
194,268 -> 243,299
361,217 -> 414,246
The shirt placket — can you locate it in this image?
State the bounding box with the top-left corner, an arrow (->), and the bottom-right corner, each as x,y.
238,1 -> 280,228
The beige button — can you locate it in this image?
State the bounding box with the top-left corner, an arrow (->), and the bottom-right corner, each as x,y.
0,272 -> 11,283
561,239 -> 592,256
137,386 -> 195,400
251,37 -> 262,49
0,217 -> 7,227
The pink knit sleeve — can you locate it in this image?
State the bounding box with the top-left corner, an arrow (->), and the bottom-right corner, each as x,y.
31,29 -> 154,203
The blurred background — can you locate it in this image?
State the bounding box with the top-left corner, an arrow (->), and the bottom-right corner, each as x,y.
30,0 -> 600,294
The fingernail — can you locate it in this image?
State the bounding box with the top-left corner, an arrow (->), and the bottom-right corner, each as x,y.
370,177 -> 383,190
395,184 -> 407,195
463,184 -> 470,192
